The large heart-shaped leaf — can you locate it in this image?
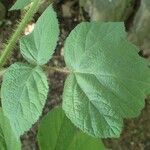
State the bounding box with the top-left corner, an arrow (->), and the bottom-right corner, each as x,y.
63,22 -> 150,138
1,63 -> 48,138
0,108 -> 21,150
37,107 -> 105,150
20,5 -> 59,65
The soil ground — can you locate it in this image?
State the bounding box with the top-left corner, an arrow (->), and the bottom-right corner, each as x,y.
0,0 -> 150,150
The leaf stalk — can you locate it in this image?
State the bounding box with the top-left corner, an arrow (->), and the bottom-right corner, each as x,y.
44,66 -> 70,74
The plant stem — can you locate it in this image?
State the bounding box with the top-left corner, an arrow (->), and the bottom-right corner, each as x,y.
0,0 -> 40,68
44,66 -> 70,74
0,65 -> 70,77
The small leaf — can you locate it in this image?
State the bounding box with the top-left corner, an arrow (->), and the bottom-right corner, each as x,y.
20,5 -> 59,65
1,63 -> 48,138
63,22 -> 150,138
0,108 -> 21,150
10,0 -> 31,10
37,107 -> 105,150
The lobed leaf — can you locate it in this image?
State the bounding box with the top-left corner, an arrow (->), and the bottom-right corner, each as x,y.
37,107 -> 105,150
63,22 -> 150,138
20,5 -> 59,65
0,108 -> 21,150
10,0 -> 31,10
1,63 -> 48,138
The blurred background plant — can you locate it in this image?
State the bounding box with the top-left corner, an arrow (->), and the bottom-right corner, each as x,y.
0,1 -> 6,23
80,0 -> 150,52
129,0 -> 150,51
80,0 -> 134,21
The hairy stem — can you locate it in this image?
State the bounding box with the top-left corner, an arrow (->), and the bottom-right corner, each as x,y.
44,66 -> 70,74
0,0 -> 40,68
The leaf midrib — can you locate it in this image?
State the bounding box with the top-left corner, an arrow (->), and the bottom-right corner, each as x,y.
74,75 -> 121,137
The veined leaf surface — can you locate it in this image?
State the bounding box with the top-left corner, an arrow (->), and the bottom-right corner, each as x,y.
1,63 -> 48,138
20,5 -> 59,65
63,22 -> 150,138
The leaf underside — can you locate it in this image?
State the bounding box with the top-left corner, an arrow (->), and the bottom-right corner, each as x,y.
63,22 -> 150,138
1,63 -> 48,138
1,4 -> 59,139
20,5 -> 59,65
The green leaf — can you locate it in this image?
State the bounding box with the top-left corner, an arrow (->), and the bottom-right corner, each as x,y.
80,0 -> 133,21
37,107 -> 105,150
63,22 -> 150,138
1,63 -> 48,138
10,0 -> 31,10
0,108 -> 21,150
20,5 -> 59,65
